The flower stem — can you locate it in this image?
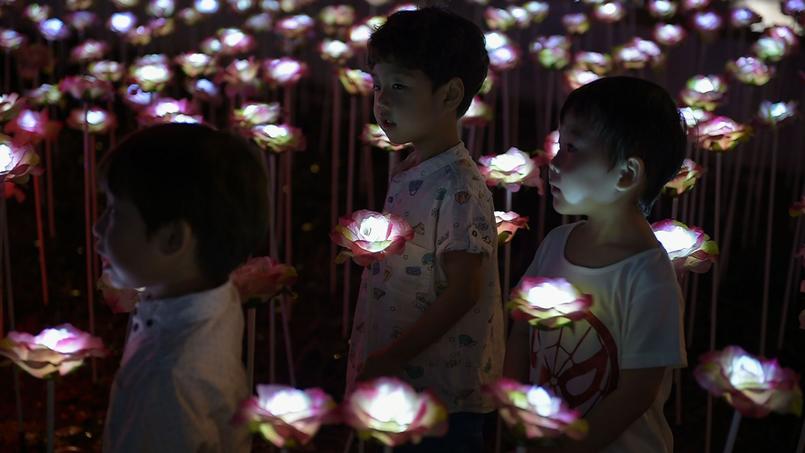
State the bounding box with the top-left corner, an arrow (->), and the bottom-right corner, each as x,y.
722,410 -> 741,453
46,379 -> 54,453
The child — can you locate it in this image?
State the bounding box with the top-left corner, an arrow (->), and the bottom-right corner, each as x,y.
346,7 -> 503,452
97,123 -> 268,452
504,77 -> 687,453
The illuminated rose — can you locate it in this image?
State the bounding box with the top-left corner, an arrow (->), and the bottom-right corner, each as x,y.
495,211 -> 529,245
535,130 -> 559,167
330,210 -> 414,267
39,18 -> 71,41
66,107 -> 116,134
108,11 -> 137,34
0,93 -> 22,123
4,109 -> 59,145
0,29 -> 26,52
275,14 -> 314,41
478,147 -> 543,192
752,37 -> 788,62
235,384 -> 336,448
343,377 -> 448,447
507,277 -> 593,328
129,54 -> 172,92
726,56 -> 774,86
139,98 -> 200,126
338,68 -> 373,97
26,84 -> 62,108
320,39 -> 353,65
524,1 -> 550,24
319,5 -> 355,36
0,324 -> 107,379
220,58 -> 261,88
484,378 -> 588,441
654,23 -> 687,47
485,7 -> 516,31
126,26 -> 153,47
564,68 -> 601,91
0,134 -> 40,182
217,28 -> 255,56
263,57 -> 308,88
507,6 -> 532,29
691,10 -> 723,36
175,52 -> 217,78
679,107 -> 714,129
683,0 -> 711,10
232,102 -> 281,129
231,256 -> 298,301
349,17 -> 386,49
529,36 -> 571,70
70,39 -> 108,64
245,13 -> 273,33
695,116 -> 751,152
185,79 -> 220,104
147,0 -> 175,17
757,101 -> 797,127
651,219 -> 719,273
663,159 -> 704,197
562,13 -> 590,35
24,4 -> 51,23
97,271 -> 141,314
88,60 -> 126,83
593,2 -> 625,23
730,6 -> 761,28
59,75 -> 113,101
194,0 -> 220,14
251,124 -> 305,154
681,75 -> 727,111
361,124 -> 410,152
573,52 -> 612,75
461,97 -> 493,127
648,0 -> 678,19
694,346 -> 802,418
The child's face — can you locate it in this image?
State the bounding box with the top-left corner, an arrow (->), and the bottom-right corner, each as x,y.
549,113 -> 624,216
371,61 -> 449,145
93,192 -> 164,290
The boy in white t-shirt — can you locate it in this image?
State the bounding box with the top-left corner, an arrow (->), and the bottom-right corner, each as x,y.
504,77 -> 688,453
96,124 -> 268,452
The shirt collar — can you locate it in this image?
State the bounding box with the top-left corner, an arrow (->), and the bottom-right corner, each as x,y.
134,280 -> 237,329
391,141 -> 469,183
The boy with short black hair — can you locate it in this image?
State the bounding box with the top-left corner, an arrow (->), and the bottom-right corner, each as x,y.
97,123 -> 268,452
505,76 -> 688,452
346,7 -> 503,452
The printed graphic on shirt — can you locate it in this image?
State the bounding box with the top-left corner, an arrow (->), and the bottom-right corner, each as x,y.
530,310 -> 619,416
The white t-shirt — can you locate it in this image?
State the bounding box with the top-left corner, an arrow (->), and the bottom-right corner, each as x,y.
523,222 -> 687,453
103,281 -> 251,453
347,142 -> 505,413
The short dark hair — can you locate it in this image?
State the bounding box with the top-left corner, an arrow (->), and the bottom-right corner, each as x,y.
99,123 -> 269,283
367,6 -> 489,117
559,76 -> 687,215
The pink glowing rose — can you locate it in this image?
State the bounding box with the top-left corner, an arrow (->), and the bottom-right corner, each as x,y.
232,102 -> 281,130
343,377 -> 448,447
231,257 -> 298,302
695,116 -> 751,152
681,74 -> 727,112
361,124 -> 410,152
129,54 -> 172,92
275,14 -> 314,41
216,28 -> 255,56
694,346 -> 802,418
727,56 -> 774,86
319,5 -> 356,36
652,219 -> 719,274
535,130 -> 560,166
495,211 -> 529,245
236,384 -> 336,448
0,324 -> 107,378
251,124 -> 305,154
485,378 -> 588,441
70,39 -> 108,64
0,93 -> 21,123
461,97 -> 493,127
59,75 -> 113,101
478,147 -> 543,193
654,23 -> 687,47
757,100 -> 797,127
663,159 -> 704,197
338,68 -> 373,97
4,109 -> 60,145
0,28 -> 26,52
508,277 -> 593,329
320,39 -> 354,65
97,271 -> 140,314
139,98 -> 202,126
0,134 -> 40,182
529,35 -> 571,70
263,57 -> 308,88
330,210 -> 414,267
175,52 -> 217,78
66,107 -> 116,134
88,60 -> 126,83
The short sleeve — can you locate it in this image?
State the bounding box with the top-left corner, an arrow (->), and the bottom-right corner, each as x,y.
435,186 -> 495,258
621,256 -> 688,370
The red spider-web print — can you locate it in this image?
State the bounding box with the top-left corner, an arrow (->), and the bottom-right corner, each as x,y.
530,311 -> 620,416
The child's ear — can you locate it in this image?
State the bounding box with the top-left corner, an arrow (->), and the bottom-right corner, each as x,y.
440,77 -> 464,113
615,156 -> 645,192
155,220 -> 194,256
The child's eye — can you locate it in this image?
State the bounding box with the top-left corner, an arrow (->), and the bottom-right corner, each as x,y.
392,83 -> 406,90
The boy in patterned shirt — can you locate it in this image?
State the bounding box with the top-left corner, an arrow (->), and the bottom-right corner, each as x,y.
345,7 -> 503,452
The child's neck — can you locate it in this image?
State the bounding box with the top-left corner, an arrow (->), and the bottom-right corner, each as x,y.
566,204 -> 658,268
143,276 -> 224,301
412,118 -> 461,162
